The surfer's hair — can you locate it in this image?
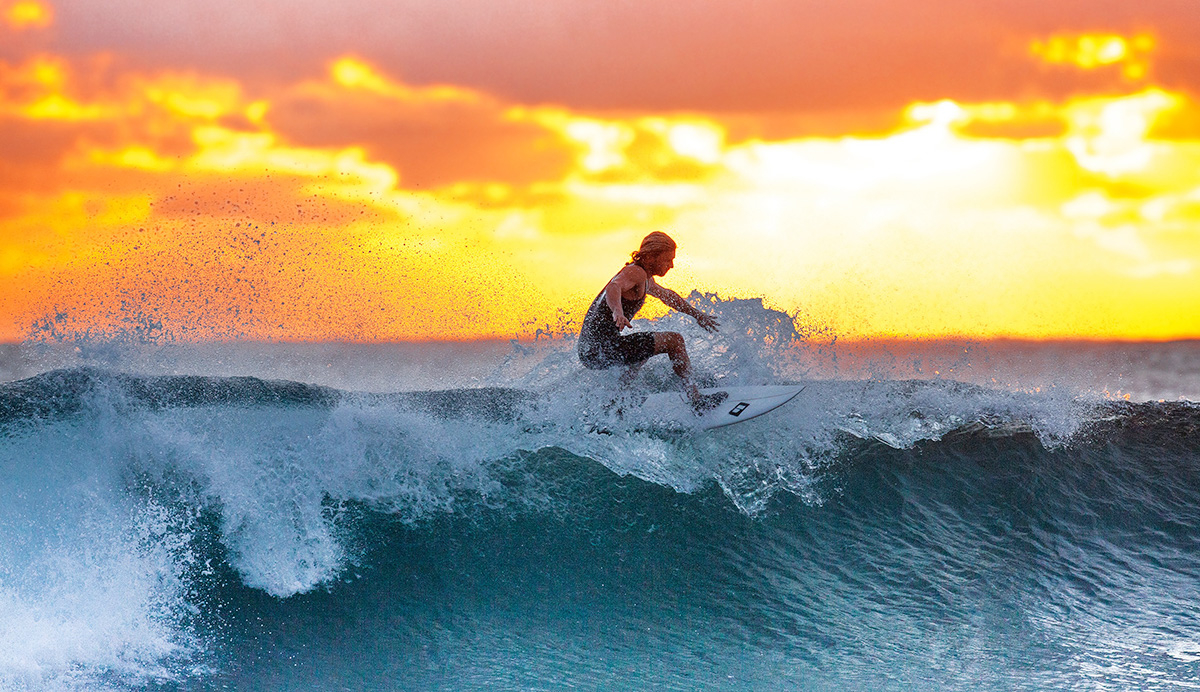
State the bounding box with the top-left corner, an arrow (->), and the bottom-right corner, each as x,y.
630,231 -> 676,266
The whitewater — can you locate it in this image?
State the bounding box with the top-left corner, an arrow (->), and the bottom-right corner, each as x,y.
1,297 -> 1198,691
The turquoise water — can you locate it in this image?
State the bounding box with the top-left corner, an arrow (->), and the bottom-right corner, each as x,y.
2,317 -> 1199,690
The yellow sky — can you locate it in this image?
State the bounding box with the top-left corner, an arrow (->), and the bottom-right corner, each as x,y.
2,3 -> 1199,342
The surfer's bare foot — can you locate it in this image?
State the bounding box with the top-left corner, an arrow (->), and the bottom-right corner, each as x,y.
690,390 -> 728,415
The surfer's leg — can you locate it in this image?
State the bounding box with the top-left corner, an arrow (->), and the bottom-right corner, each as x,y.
653,332 -> 702,402
648,332 -> 726,414
615,332 -> 656,384
652,332 -> 690,377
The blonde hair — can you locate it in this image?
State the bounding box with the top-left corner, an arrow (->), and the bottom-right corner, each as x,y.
629,231 -> 676,266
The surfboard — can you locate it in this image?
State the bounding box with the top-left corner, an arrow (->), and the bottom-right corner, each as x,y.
638,385 -> 804,431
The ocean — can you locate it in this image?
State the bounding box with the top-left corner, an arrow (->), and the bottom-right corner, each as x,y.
1,298 -> 1198,691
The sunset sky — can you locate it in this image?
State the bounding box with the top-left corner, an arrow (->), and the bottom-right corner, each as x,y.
2,0 -> 1199,341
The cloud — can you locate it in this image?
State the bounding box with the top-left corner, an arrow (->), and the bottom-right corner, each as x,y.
0,118 -> 81,192
2,22 -> 1200,341
24,0 -> 1196,117
2,0 -> 52,30
1030,32 -> 1155,80
265,59 -> 575,189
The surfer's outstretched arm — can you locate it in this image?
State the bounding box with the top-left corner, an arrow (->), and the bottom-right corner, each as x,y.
647,282 -> 720,333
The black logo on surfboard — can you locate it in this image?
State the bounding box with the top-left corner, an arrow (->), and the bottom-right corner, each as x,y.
728,402 -> 750,416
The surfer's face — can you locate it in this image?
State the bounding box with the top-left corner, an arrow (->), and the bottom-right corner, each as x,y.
646,249 -> 676,276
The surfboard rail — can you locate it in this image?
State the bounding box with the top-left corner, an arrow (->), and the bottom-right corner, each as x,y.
639,384 -> 805,430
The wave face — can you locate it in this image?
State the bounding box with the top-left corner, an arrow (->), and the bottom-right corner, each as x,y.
2,329 -> 1200,690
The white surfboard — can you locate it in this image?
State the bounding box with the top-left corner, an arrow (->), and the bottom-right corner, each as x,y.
638,385 -> 804,431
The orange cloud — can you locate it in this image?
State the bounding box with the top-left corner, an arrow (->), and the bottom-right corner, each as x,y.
2,45 -> 1200,343
2,0 -> 51,30
522,111 -> 724,184
1031,32 -> 1156,81
0,53 -> 586,340
265,58 -> 574,189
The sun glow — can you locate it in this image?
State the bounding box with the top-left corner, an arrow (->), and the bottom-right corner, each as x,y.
1063,89 -> 1182,176
1031,32 -> 1155,80
3,0 -> 51,30
2,31 -> 1199,342
562,118 -> 635,173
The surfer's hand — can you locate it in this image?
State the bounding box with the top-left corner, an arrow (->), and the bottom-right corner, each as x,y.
613,313 -> 632,330
696,313 -> 719,333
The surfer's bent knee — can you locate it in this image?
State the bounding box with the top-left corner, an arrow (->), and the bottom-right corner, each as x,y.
653,332 -> 685,355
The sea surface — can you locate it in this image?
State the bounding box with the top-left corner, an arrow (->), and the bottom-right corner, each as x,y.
2,299 -> 1199,691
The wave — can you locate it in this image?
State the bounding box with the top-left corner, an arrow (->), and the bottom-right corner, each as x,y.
1,359 -> 1198,689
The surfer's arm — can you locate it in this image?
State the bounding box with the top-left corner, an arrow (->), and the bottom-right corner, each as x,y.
648,282 -> 720,333
605,267 -> 642,330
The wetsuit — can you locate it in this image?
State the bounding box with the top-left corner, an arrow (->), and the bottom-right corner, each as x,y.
578,278 -> 657,369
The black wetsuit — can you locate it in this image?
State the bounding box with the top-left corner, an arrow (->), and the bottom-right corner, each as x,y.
578,280 -> 656,369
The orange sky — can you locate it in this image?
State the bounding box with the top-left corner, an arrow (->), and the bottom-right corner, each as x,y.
2,0 -> 1199,342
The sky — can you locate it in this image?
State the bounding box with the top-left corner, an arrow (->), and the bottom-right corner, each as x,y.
2,0 -> 1199,342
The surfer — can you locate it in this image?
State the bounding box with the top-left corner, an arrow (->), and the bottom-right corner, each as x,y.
578,231 -> 726,412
